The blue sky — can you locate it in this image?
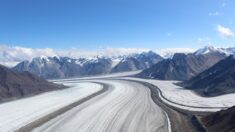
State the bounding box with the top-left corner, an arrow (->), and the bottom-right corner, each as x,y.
0,0 -> 234,50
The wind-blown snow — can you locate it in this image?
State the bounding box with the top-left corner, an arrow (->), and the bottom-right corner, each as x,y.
0,82 -> 102,131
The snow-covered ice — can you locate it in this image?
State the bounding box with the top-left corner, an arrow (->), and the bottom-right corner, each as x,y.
33,80 -> 169,132
124,78 -> 235,112
54,72 -> 235,112
0,82 -> 102,131
53,70 -> 235,112
51,70 -> 141,81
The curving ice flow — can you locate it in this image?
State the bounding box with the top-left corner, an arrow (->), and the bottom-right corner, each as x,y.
123,77 -> 235,112
33,80 -> 169,132
57,69 -> 235,112
51,71 -> 141,82
0,82 -> 102,132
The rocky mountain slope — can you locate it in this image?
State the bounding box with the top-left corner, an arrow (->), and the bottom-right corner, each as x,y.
0,64 -> 64,102
111,51 -> 163,73
138,46 -> 227,81
13,51 -> 163,79
13,56 -> 112,79
183,55 -> 235,96
202,105 -> 235,132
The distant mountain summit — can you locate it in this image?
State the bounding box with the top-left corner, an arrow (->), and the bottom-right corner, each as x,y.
13,51 -> 163,79
13,56 -> 113,79
8,46 -> 235,80
194,46 -> 235,56
183,55 -> 235,96
111,51 -> 163,73
138,46 -> 227,80
0,64 -> 63,102
194,46 -> 220,55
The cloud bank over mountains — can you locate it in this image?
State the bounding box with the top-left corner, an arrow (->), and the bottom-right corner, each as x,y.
0,45 -> 197,67
0,45 -> 56,66
156,48 -> 196,58
0,45 -> 149,67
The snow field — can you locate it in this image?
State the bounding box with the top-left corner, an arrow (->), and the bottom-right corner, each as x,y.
0,82 -> 102,131
33,80 -> 169,132
124,77 -> 235,112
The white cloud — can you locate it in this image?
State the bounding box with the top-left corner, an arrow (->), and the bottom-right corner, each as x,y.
197,37 -> 213,45
156,48 -> 196,58
0,45 -> 149,67
101,47 -> 149,57
221,2 -> 226,7
57,47 -> 149,58
0,44 -> 198,66
166,32 -> 172,36
0,45 -> 57,67
216,24 -> 234,38
209,12 -> 222,16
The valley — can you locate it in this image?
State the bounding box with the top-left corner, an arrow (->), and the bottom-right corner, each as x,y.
1,1 -> 235,131
1,46 -> 235,132
1,70 -> 235,131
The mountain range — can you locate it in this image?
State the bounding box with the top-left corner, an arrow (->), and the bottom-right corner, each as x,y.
10,46 -> 235,80
13,51 -> 163,79
138,46 -> 228,81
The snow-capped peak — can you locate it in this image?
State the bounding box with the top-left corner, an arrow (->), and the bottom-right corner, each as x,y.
194,46 -> 218,55
194,46 -> 235,56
